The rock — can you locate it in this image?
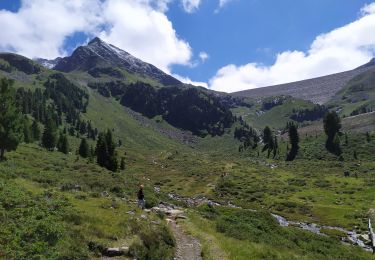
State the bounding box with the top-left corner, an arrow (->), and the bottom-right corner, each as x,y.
140,214 -> 147,219
101,191 -> 110,197
103,246 -> 129,257
126,210 -> 135,215
360,234 -> 370,241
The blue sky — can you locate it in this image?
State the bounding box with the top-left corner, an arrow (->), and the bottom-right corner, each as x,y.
167,0 -> 372,83
0,0 -> 375,92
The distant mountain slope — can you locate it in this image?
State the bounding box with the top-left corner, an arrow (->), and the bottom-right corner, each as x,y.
291,112 -> 375,138
231,63 -> 375,104
34,57 -> 62,69
39,37 -> 181,86
328,66 -> 375,116
0,53 -> 42,74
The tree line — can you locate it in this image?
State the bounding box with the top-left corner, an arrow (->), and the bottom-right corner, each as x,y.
290,104 -> 328,122
0,77 -> 124,172
234,110 -> 360,161
89,81 -> 235,136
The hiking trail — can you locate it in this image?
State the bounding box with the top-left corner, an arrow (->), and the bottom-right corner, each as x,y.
151,204 -> 202,260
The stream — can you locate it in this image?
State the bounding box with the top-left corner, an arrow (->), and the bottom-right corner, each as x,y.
165,191 -> 373,252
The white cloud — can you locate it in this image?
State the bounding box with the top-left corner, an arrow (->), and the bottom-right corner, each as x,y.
199,51 -> 209,62
215,0 -> 234,13
219,0 -> 233,8
0,0 -> 103,59
173,73 -> 208,88
209,2 -> 375,92
99,0 -> 192,72
181,0 -> 202,13
0,0 -> 192,72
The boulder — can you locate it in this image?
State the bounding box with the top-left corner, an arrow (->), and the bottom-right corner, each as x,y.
103,246 -> 129,257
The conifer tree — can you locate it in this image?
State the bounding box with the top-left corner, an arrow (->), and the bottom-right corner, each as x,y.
96,132 -> 108,168
323,111 -> 341,155
42,118 -> 57,151
107,155 -> 118,172
120,157 -> 125,170
79,138 -> 89,158
262,126 -> 275,158
95,130 -> 118,172
286,123 -> 299,161
57,133 -> 69,154
105,130 -> 118,172
0,78 -> 24,160
31,120 -> 40,141
23,117 -> 32,144
273,136 -> 278,158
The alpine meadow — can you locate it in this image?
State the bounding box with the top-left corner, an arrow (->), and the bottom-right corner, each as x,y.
0,1 -> 375,259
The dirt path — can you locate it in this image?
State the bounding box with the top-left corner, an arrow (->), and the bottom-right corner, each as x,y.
168,219 -> 202,260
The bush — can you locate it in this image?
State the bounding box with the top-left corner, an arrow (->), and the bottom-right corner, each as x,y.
129,222 -> 175,259
0,181 -> 89,259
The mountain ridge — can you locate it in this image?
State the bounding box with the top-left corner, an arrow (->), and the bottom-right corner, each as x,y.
231,61 -> 375,104
37,37 -> 182,86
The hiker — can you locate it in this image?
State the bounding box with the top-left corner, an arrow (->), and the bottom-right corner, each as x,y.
137,185 -> 145,209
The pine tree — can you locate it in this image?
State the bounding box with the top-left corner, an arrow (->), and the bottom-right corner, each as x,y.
79,121 -> 87,135
105,129 -> 116,157
79,138 -> 89,158
23,117 -> 32,144
96,133 -> 108,167
68,126 -> 75,136
286,123 -> 299,161
95,130 -> 118,172
0,78 -> 24,160
323,111 -> 341,155
273,136 -> 278,158
120,157 -> 125,170
57,133 -> 69,154
105,130 -> 118,172
42,118 -> 57,151
262,126 -> 275,158
107,155 -> 118,172
31,120 -> 41,141
332,133 -> 342,156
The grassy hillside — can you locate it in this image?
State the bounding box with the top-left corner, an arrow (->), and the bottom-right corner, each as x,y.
329,67 -> 375,117
1,53 -> 375,259
0,143 -> 175,259
231,96 -> 316,130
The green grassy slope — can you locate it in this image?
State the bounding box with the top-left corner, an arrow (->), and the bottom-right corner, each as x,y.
329,68 -> 375,116
1,53 -> 375,259
232,96 -> 315,130
0,143 -> 175,259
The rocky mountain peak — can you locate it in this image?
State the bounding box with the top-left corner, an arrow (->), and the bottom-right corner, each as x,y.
38,37 -> 181,86
88,36 -> 104,45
